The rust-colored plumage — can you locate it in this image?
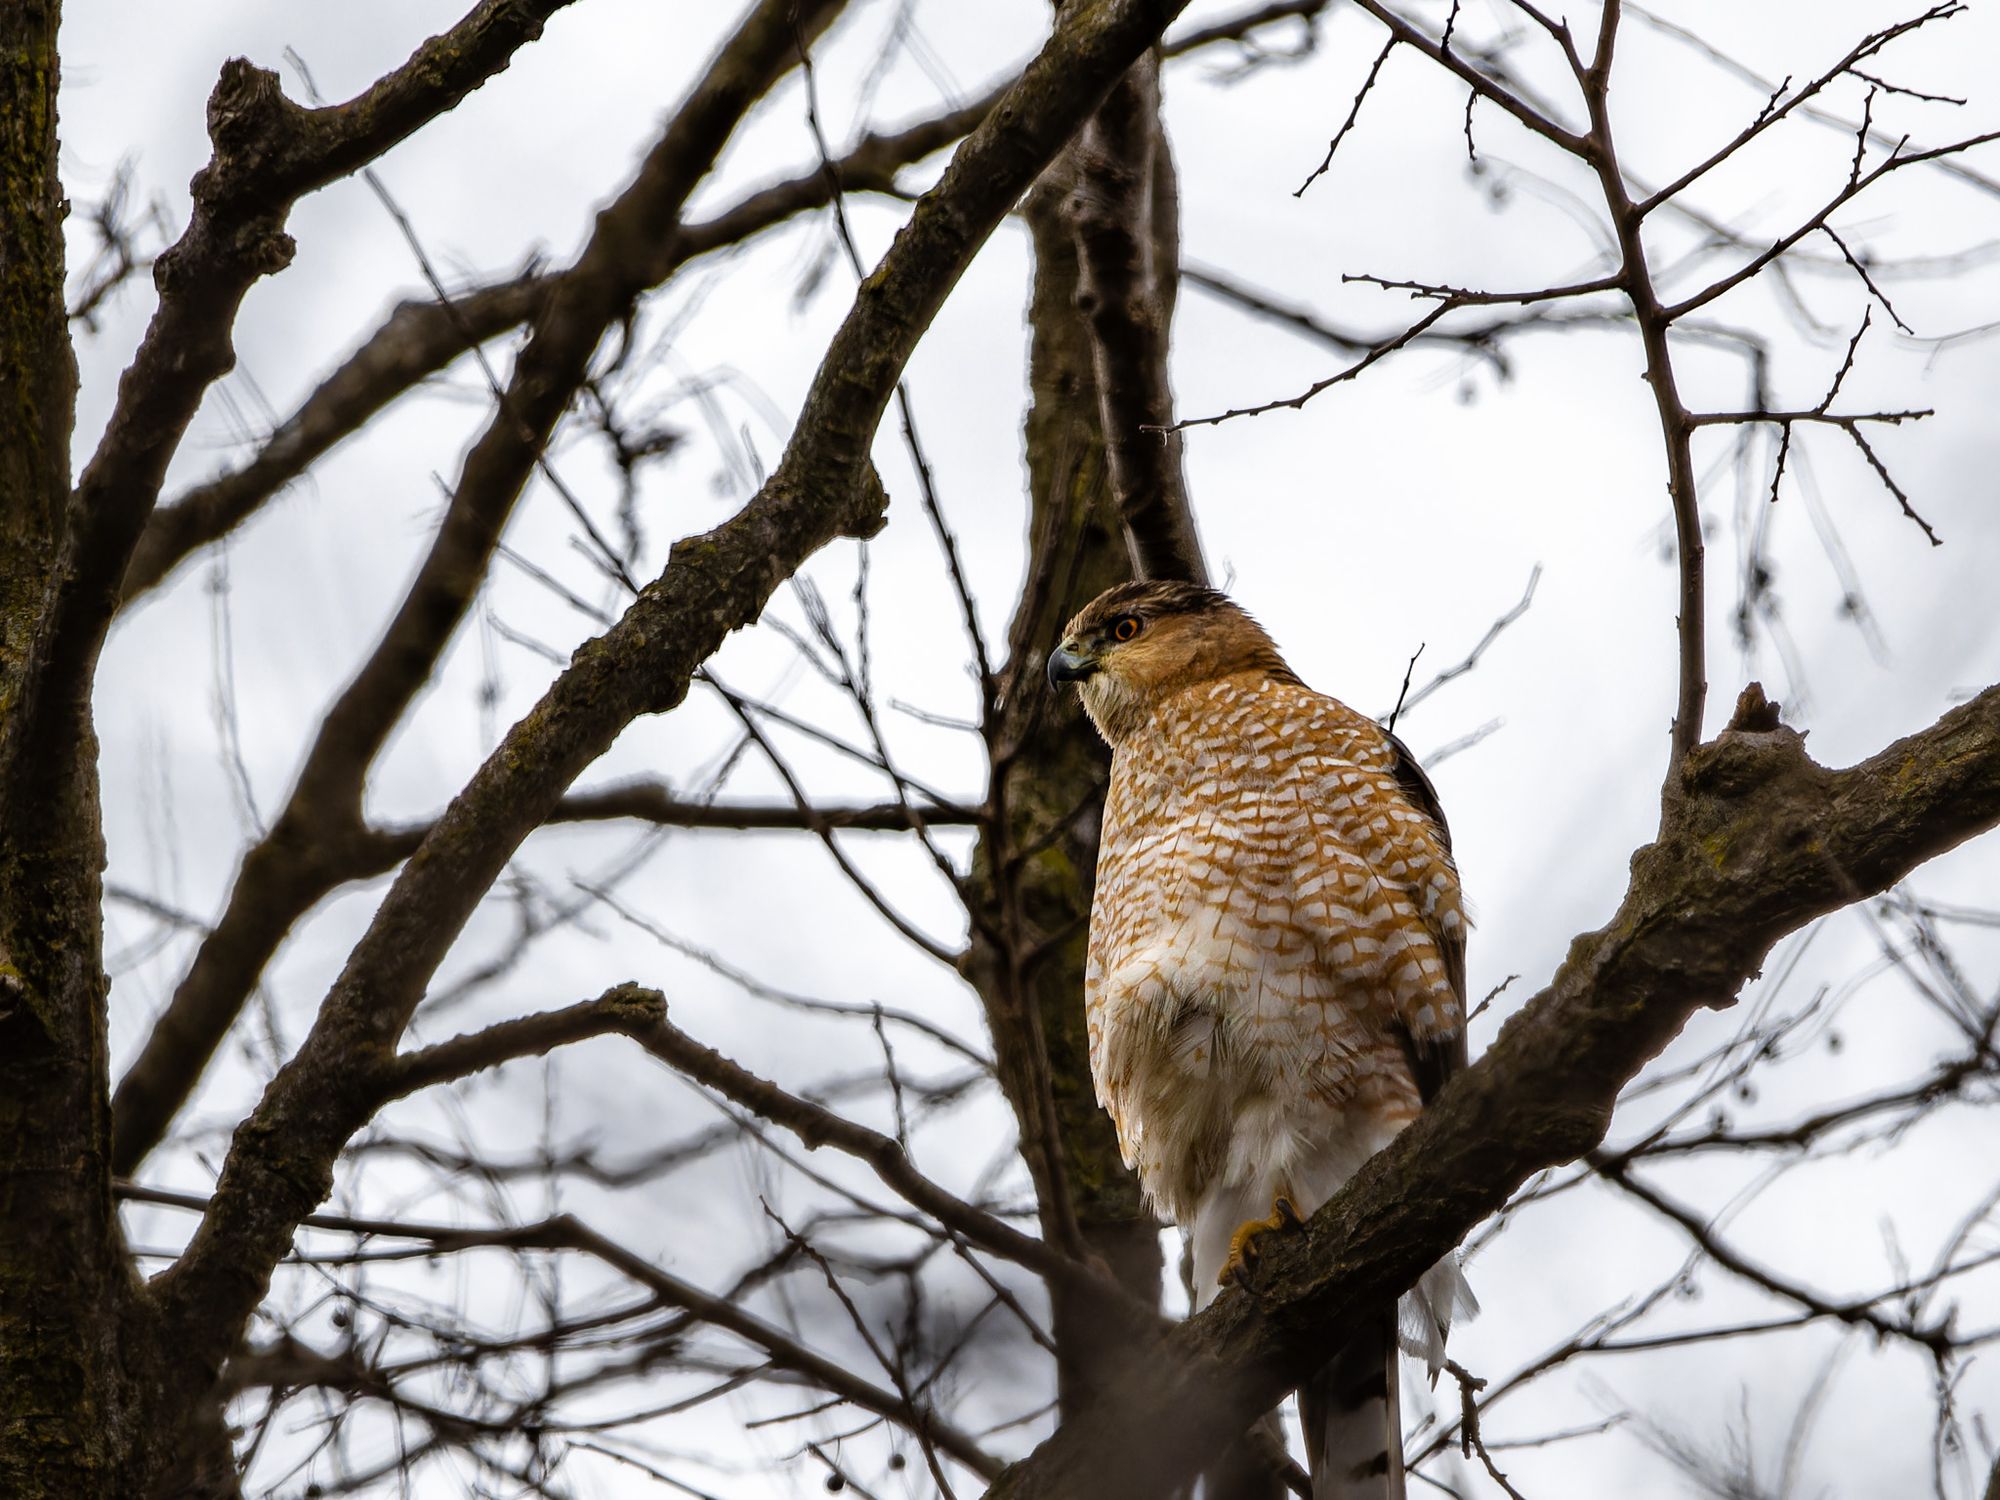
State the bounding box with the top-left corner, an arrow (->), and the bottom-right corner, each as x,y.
1050,580 -> 1474,1500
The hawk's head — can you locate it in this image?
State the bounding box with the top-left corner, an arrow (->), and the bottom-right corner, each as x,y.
1048,580 -> 1297,744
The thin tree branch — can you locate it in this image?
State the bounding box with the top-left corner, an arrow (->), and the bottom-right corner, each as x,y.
145,0 -> 1199,1421
12,0 -> 581,820
107,0 -> 849,1175
117,0 -> 1338,604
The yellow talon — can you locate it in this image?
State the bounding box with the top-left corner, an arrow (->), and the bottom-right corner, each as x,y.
1216,1194 -> 1305,1287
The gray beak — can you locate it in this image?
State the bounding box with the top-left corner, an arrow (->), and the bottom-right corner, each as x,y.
1046,643 -> 1096,690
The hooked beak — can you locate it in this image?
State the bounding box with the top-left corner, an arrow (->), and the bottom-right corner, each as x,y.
1046,642 -> 1097,690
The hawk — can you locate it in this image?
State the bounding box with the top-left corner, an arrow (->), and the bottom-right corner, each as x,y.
1048,580 -> 1475,1500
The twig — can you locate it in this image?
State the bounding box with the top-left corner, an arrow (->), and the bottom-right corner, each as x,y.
1822,223 -> 1915,334
1444,1360 -> 1531,1500
764,1205 -> 959,1498
1295,35 -> 1397,196
1385,643 -> 1424,735
1380,566 -> 1540,724
1163,274 -> 1620,431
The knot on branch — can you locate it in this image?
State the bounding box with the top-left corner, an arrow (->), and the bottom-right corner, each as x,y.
152,223 -> 295,296
600,981 -> 667,1026
1679,691 -> 1809,801
205,60 -> 301,166
1638,690 -> 1833,979
241,227 -> 298,277
840,464 -> 891,541
1726,681 -> 1783,733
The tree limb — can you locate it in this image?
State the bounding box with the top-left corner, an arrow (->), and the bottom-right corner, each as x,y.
117,271 -> 552,604
983,679 -> 2000,1497
107,0 -> 848,1177
381,982 -> 670,1099
143,0 -> 1197,1430
11,0 -> 580,822
117,0 -> 1331,605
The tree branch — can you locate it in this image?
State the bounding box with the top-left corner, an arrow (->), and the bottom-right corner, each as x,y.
622,1001 -> 1111,1298
11,0 -> 579,819
381,982 -> 669,1099
144,0 -> 1197,1423
117,271 -> 551,604
1572,0 -> 1710,766
127,1180 -> 1001,1478
107,0 -> 847,1177
983,679 -> 2000,1497
1345,0 -> 1588,153
116,0 -> 1331,605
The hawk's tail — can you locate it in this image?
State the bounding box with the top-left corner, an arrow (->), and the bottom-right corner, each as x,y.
1297,1309 -> 1403,1500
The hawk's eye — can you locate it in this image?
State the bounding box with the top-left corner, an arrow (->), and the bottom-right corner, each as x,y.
1111,615 -> 1142,643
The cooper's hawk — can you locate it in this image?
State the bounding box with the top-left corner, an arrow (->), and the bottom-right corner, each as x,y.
1048,580 -> 1475,1500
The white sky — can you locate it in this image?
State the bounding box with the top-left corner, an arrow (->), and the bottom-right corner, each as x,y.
58,0 -> 2000,1495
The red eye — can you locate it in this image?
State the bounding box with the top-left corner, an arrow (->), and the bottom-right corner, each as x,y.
1112,615 -> 1141,642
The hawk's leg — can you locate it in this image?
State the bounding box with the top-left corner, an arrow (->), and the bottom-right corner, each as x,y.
1216,1192 -> 1305,1288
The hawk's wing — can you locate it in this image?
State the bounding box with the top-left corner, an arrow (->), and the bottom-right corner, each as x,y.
1382,727 -> 1467,1107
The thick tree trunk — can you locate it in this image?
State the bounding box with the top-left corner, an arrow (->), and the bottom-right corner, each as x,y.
964,44 -> 1284,1493
0,5 -> 146,1493
960,155 -> 1160,1414
959,48 -> 1223,1427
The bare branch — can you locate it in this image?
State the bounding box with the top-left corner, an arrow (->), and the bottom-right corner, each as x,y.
134,1181 -> 1003,1479
984,680 -> 2000,1497
109,0 -> 850,1176
1593,1156 -> 1955,1356
115,0 -> 1351,607
1378,566 -> 1540,724
623,1002 -> 1113,1300
14,0 -> 581,817
1665,127 -> 2000,322
1165,273 -> 1621,430
1345,0 -> 1588,153
118,272 -> 551,605
1294,35 -> 1398,196
1632,3 -> 1965,218
549,783 -> 980,833
382,983 -> 669,1099
145,0 -> 1201,1418
1164,0 -> 1329,55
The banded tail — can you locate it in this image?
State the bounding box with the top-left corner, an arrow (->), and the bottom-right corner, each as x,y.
1297,1310 -> 1403,1500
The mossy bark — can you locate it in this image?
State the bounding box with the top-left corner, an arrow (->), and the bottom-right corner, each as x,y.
954,43 -> 1249,1442
0,5 -> 147,1494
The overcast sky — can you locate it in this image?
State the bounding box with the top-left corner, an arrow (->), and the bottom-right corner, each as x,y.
61,1 -> 2000,1494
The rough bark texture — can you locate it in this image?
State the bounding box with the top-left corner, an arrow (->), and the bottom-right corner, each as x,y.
0,5 -> 140,1496
1063,49 -> 1206,582
983,682 -> 2000,1499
